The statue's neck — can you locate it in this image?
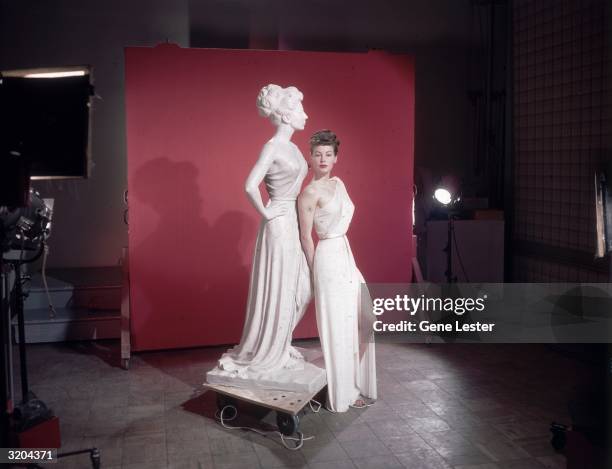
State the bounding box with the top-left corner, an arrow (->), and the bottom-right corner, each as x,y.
274,124 -> 295,142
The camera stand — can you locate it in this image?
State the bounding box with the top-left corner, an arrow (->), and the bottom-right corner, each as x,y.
0,261 -> 13,448
1,249 -> 100,468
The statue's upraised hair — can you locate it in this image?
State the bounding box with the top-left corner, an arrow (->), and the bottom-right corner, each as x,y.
256,84 -> 303,125
309,129 -> 340,155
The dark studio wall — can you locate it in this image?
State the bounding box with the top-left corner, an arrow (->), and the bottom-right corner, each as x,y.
1,0 -> 477,268
512,0 -> 612,281
0,0 -> 190,267
191,0 -> 480,191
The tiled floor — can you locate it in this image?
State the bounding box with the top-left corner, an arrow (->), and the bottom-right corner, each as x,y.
16,340 -> 591,468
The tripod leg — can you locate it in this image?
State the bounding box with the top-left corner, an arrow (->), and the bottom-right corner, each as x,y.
0,265 -> 11,447
91,447 -> 100,469
14,264 -> 31,401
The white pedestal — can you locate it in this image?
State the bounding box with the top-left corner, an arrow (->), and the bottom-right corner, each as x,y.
205,347 -> 326,393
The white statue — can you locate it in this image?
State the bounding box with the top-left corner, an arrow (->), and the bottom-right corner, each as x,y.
298,129 -> 377,412
207,85 -> 324,391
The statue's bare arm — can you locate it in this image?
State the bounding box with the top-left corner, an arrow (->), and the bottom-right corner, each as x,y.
244,142 -> 286,220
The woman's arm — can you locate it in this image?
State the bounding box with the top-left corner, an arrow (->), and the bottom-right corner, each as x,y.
244,142 -> 285,220
298,186 -> 318,270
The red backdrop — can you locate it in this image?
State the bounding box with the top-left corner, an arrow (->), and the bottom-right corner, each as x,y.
125,44 -> 414,351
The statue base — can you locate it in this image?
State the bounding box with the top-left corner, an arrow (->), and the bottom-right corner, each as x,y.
205,347 -> 326,393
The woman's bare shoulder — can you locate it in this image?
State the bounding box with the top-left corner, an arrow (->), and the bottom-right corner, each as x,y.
299,183 -> 321,203
301,183 -> 320,197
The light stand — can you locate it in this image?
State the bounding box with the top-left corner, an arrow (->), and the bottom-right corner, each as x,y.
432,185 -> 461,283
444,213 -> 457,283
1,190 -> 100,468
0,261 -> 12,448
3,254 -> 102,469
7,245 -> 54,433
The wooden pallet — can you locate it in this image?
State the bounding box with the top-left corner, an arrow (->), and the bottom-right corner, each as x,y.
202,382 -> 325,416
203,380 -> 327,440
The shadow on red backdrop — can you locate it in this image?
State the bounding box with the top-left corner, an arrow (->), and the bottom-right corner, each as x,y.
125,44 -> 414,351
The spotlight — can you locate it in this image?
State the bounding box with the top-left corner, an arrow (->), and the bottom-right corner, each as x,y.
430,175 -> 464,283
432,175 -> 461,209
433,188 -> 453,206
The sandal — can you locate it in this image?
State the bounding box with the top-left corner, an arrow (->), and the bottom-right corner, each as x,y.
349,397 -> 375,409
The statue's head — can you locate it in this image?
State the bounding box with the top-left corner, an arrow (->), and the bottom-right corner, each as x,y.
256,84 -> 307,131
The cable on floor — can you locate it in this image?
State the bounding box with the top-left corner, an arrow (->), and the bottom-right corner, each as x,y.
215,403 -> 320,450
308,398 -> 322,413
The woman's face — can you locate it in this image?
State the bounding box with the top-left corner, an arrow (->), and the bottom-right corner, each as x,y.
286,101 -> 308,131
310,145 -> 337,177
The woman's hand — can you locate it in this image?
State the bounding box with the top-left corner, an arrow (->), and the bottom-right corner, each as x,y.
264,204 -> 288,221
298,185 -> 318,270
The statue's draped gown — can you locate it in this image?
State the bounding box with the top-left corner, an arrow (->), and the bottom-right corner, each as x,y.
313,177 -> 377,412
218,148 -> 312,377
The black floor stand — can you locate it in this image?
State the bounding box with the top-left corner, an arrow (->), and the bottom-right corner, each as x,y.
444,215 -> 457,283
3,254 -> 100,469
0,262 -> 12,448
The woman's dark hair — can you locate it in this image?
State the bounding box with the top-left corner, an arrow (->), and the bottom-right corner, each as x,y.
309,129 -> 340,155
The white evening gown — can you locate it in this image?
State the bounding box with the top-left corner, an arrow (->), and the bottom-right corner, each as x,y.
217,153 -> 312,379
313,177 -> 377,412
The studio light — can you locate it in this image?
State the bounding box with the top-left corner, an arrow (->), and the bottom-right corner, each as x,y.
434,187 -> 453,206
1,65 -> 95,462
24,71 -> 86,79
432,175 -> 461,209
429,175 -> 465,283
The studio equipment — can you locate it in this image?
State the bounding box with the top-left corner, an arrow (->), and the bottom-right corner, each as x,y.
430,176 -> 467,283
0,66 -> 100,467
1,67 -> 94,180
1,188 -> 54,454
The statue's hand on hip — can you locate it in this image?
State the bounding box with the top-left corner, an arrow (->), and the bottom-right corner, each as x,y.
264,204 -> 288,221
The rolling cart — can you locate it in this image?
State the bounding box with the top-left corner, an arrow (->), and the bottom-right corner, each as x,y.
203,381 -> 327,448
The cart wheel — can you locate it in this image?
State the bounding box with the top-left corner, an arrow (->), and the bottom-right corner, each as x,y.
277,412 -> 299,436
90,447 -> 101,469
550,422 -> 567,452
121,358 -> 130,370
216,394 -> 237,420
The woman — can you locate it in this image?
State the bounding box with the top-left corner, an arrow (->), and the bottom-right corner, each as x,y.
298,129 -> 377,412
214,84 -> 312,380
